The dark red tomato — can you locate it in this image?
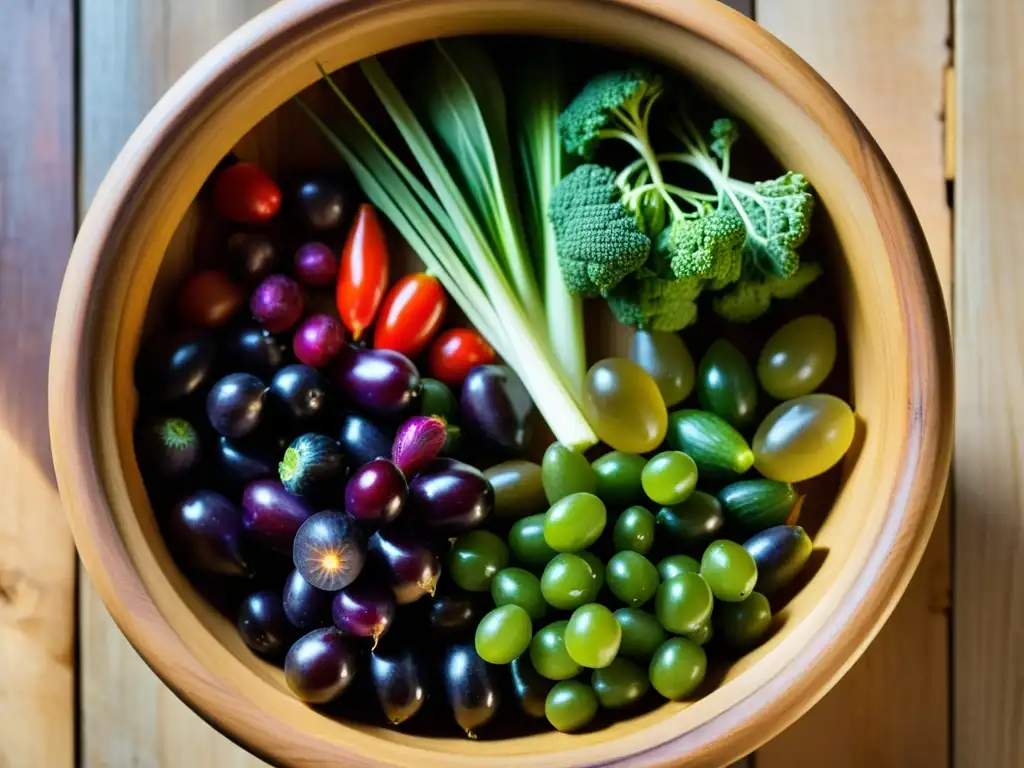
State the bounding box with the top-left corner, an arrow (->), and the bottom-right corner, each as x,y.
213,162 -> 282,224
428,329 -> 496,387
177,269 -> 244,328
374,274 -> 447,358
337,204 -> 389,341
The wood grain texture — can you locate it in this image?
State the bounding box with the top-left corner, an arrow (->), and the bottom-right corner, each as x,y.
0,1 -> 77,767
79,1 -> 274,765
953,0 -> 1024,765
755,1 -> 951,763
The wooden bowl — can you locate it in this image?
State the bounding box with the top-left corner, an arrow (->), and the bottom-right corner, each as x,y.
50,1 -> 952,766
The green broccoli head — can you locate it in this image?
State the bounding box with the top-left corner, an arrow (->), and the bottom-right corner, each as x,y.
558,69 -> 663,159
709,118 -> 739,161
658,207 -> 746,288
549,164 -> 651,296
711,261 -> 823,323
728,171 -> 815,279
604,246 -> 703,331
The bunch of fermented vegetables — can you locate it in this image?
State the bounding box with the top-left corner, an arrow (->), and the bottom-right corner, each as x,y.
135,39 -> 855,738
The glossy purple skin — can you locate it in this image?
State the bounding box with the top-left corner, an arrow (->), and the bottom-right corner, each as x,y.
238,589 -> 292,656
206,373 -> 267,439
136,416 -> 201,481
331,346 -> 421,419
221,326 -> 288,379
407,458 -> 495,535
215,436 -> 277,490
137,330 -> 216,403
293,242 -> 339,287
226,232 -> 279,284
294,314 -> 345,368
250,274 -> 304,334
332,582 -> 396,645
270,364 -> 330,423
428,592 -> 492,639
165,490 -> 248,575
391,416 -> 447,478
284,627 -> 357,704
370,644 -> 427,726
367,527 -> 441,605
460,365 -> 535,456
282,569 -> 334,631
344,458 -> 407,525
241,479 -> 315,555
443,644 -> 501,737
339,413 -> 393,467
286,176 -> 349,232
293,511 -> 366,592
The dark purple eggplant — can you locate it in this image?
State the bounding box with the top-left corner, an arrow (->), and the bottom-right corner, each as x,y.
270,364 -> 331,426
279,433 -> 348,498
220,326 -> 289,379
241,479 -> 314,555
282,569 -> 334,631
293,510 -> 365,591
285,174 -> 350,232
370,644 -> 427,726
164,490 -> 248,576
743,525 -> 813,595
344,458 -> 406,526
407,458 -> 494,535
226,232 -> 279,284
135,416 -> 201,481
137,331 -> 216,403
237,589 -> 293,657
338,412 -> 393,466
509,655 -> 552,718
442,644 -> 500,738
332,583 -> 395,647
460,365 -> 535,456
331,346 -> 421,419
367,527 -> 441,605
206,373 -> 268,438
284,627 -> 357,704
428,592 -> 491,639
215,436 -> 277,490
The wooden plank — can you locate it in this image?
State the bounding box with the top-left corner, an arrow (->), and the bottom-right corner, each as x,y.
79,1 -> 275,765
953,1 -> 1024,765
755,1 -> 952,765
0,1 -> 77,767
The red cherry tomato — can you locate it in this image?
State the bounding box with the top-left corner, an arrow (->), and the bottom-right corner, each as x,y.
337,204 -> 389,341
428,329 -> 496,387
212,162 -> 282,224
373,273 -> 447,358
177,269 -> 244,328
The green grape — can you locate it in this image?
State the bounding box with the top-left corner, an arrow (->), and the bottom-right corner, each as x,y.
509,514 -> 558,571
450,530 -> 509,592
655,492 -> 725,552
613,505 -> 656,554
484,460 -> 546,521
606,551 -> 660,608
578,551 -> 606,599
545,681 -> 598,733
641,451 -> 698,506
530,620 -> 582,681
629,329 -> 696,407
565,604 -> 621,669
700,539 -> 758,602
697,339 -> 758,429
492,567 -> 547,621
753,394 -> 855,482
541,554 -> 597,610
655,572 -> 714,634
583,358 -> 668,454
657,554 -> 700,581
475,604 -> 533,665
648,637 -> 707,700
614,607 -> 667,660
592,657 -> 649,708
541,443 -> 597,504
543,492 -> 607,552
685,619 -> 713,646
757,315 -> 837,399
593,451 -> 647,506
714,592 -> 772,649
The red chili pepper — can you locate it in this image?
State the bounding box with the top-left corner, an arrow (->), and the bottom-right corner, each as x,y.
428,328 -> 496,387
337,204 -> 389,341
212,162 -> 281,224
373,273 -> 447,358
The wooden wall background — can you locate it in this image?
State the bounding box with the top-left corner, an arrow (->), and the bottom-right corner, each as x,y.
2,0 -> 1010,764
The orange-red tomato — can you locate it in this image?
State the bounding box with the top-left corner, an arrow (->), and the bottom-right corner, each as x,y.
177,269 -> 244,328
373,274 -> 447,358
212,162 -> 282,224
428,329 -> 496,387
337,204 -> 389,341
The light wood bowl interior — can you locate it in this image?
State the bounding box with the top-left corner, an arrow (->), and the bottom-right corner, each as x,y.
50,1 -> 952,766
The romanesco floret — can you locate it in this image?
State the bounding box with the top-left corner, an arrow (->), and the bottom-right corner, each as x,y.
711,262 -> 823,323
557,70 -> 663,159
659,207 -> 746,287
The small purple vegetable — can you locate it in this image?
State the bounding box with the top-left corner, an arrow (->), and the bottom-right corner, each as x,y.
215,436 -> 277,491
283,569 -> 334,631
293,313 -> 345,368
165,490 -> 248,576
407,458 -> 494,535
238,589 -> 293,657
241,479 -> 315,555
284,627 -> 358,703
338,412 -> 394,466
135,416 -> 201,481
332,582 -> 396,648
136,330 -> 216,403
392,415 -> 447,477
206,372 -> 267,439
293,242 -> 339,287
331,346 -> 421,418
344,458 -> 407,525
367,527 -> 441,605
460,364 -> 535,456
221,326 -> 289,379
370,643 -> 427,726
279,433 -> 348,498
293,510 -> 365,591
251,274 -> 304,333
269,364 -> 330,425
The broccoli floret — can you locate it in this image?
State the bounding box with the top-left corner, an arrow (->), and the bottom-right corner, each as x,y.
724,172 -> 814,278
709,118 -> 739,162
558,70 -> 663,159
604,246 -> 703,331
711,262 -> 823,323
658,207 -> 746,287
548,164 -> 651,296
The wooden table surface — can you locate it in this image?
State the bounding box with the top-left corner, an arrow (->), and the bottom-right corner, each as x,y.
2,0 -> 1014,765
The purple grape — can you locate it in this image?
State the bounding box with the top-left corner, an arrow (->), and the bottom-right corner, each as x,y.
206,373 -> 267,439
136,330 -> 216,403
293,314 -> 345,369
391,416 -> 447,478
332,582 -> 396,647
338,412 -> 393,466
331,346 -> 421,419
135,416 -> 201,481
282,569 -> 333,631
165,490 -> 248,575
293,242 -> 339,287
370,644 -> 427,726
241,479 -> 314,555
460,364 -> 535,456
251,274 -> 304,334
215,436 -> 277,490
428,592 -> 492,639
367,527 -> 441,605
238,589 -> 292,657
293,511 -> 365,591
284,627 -> 357,703
269,364 -> 330,424
226,232 -> 279,284
407,458 -> 494,535
220,326 -> 288,379
285,175 -> 349,232
344,458 -> 407,525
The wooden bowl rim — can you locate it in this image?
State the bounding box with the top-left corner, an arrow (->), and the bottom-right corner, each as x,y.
50,0 -> 953,766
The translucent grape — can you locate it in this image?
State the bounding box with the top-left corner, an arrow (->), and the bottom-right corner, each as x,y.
583,358 -> 668,453
543,492 -> 607,552
474,604 -> 532,665
655,572 -> 714,635
491,567 -> 547,621
592,451 -> 647,506
613,506 -> 656,554
565,604 -> 621,669
545,681 -> 598,732
700,540 -> 758,602
541,443 -> 597,504
614,607 -> 668,659
641,451 -> 698,506
509,514 -> 558,571
541,553 -> 597,611
530,620 -> 582,681
753,394 -> 855,482
449,530 -> 509,592
648,637 -> 707,700
757,315 -> 837,399
628,329 -> 695,407
657,554 -> 700,581
591,657 -> 649,708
